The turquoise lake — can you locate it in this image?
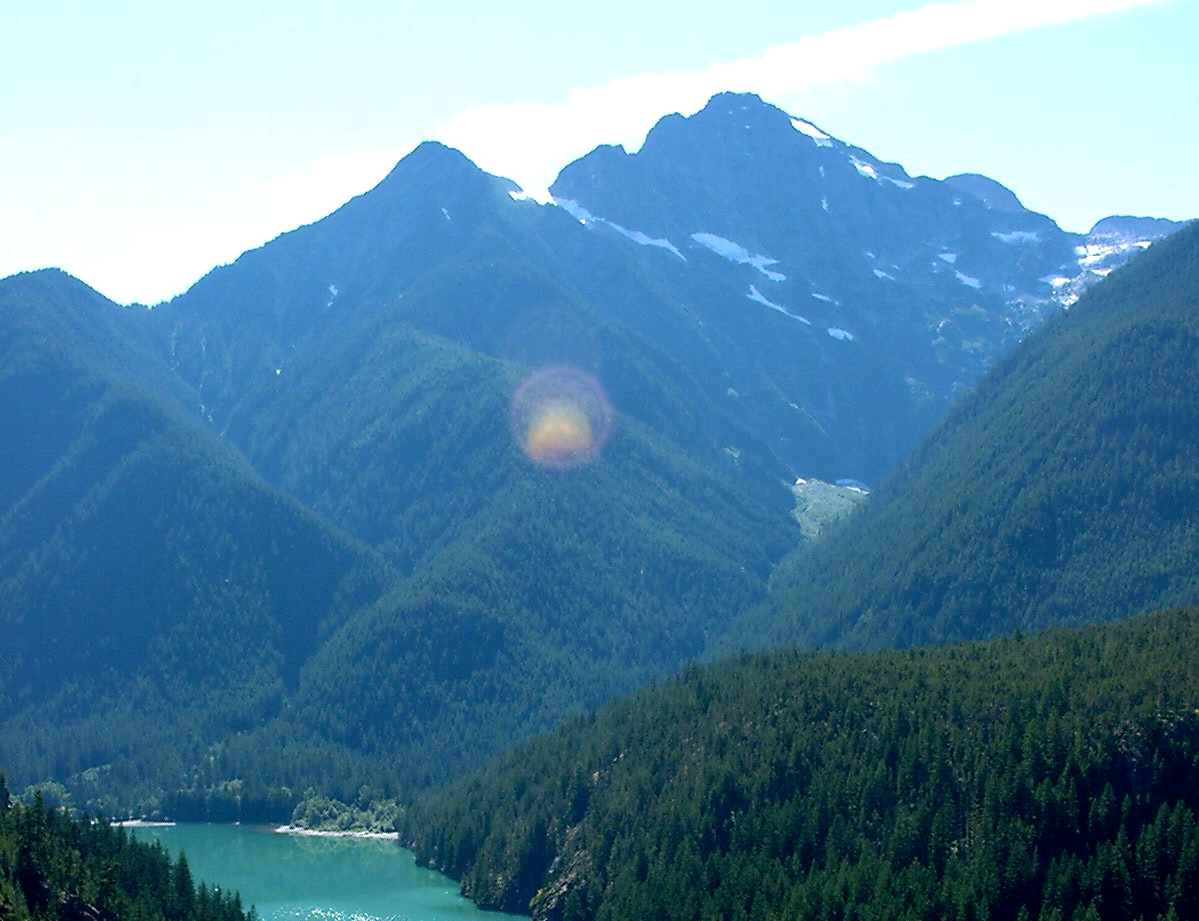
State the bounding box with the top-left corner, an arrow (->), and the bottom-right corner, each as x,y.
129,823 -> 525,921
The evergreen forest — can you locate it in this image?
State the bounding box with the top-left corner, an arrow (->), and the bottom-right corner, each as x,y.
0,779 -> 252,921
403,608 -> 1199,921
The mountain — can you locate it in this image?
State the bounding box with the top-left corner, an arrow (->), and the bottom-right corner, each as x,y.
0,92 -> 1188,815
154,93 -> 1173,492
1064,214 -> 1189,306
132,137 -> 801,800
549,93 -> 1074,483
152,139 -> 794,569
726,217 -> 1199,652
0,142 -> 803,812
547,93 -> 1182,484
0,269 -> 393,814
398,216 -> 1199,921
403,607 -> 1199,921
0,267 -> 792,814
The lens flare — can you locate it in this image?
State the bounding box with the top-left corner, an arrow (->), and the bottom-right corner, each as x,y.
510,367 -> 612,469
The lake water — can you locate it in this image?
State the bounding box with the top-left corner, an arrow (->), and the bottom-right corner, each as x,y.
129,823 -> 525,921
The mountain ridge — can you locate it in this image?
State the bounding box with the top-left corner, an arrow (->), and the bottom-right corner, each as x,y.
0,91 -> 1191,817
724,217 -> 1199,653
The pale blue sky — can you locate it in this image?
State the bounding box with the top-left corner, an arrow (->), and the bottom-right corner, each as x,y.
1,0 -> 1192,305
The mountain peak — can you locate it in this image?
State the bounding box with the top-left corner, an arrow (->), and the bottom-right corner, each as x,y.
1087,214 -> 1187,239
374,140 -> 516,196
700,90 -> 778,116
0,266 -> 120,313
648,91 -> 803,150
943,173 -> 1028,213
549,91 -> 835,225
676,92 -> 842,152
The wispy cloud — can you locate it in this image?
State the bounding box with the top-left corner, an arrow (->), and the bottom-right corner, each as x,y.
435,0 -> 1169,198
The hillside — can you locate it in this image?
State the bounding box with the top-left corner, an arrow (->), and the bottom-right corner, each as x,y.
144,156 -> 806,794
0,92 -> 1187,816
0,270 -> 393,815
725,218 -> 1199,652
403,608 -> 1199,921
0,261 -> 795,814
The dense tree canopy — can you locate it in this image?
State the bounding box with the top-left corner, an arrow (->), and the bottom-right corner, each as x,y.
404,608 -> 1199,921
0,783 -> 253,921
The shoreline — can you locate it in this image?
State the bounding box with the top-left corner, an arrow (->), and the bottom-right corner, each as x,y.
273,824 -> 399,840
111,819 -> 398,840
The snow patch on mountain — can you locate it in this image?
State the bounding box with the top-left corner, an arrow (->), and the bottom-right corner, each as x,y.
938,252 -> 958,265
1075,238 -> 1152,269
1035,220 -> 1184,311
611,224 -> 686,259
747,285 -> 811,324
955,271 -> 982,290
791,118 -> 834,147
850,156 -> 879,181
827,327 -> 854,341
554,198 -> 685,260
555,197 -> 594,224
691,233 -> 785,280
850,156 -> 914,190
991,230 -> 1041,244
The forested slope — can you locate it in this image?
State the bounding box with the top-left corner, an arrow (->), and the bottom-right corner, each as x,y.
724,219 -> 1199,652
0,259 -> 794,816
2,108 -> 1189,822
404,608 -> 1199,921
0,270 -> 392,815
0,780 -> 251,921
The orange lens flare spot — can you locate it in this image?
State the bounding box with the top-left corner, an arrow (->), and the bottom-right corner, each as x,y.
510,368 -> 612,469
526,403 -> 594,464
